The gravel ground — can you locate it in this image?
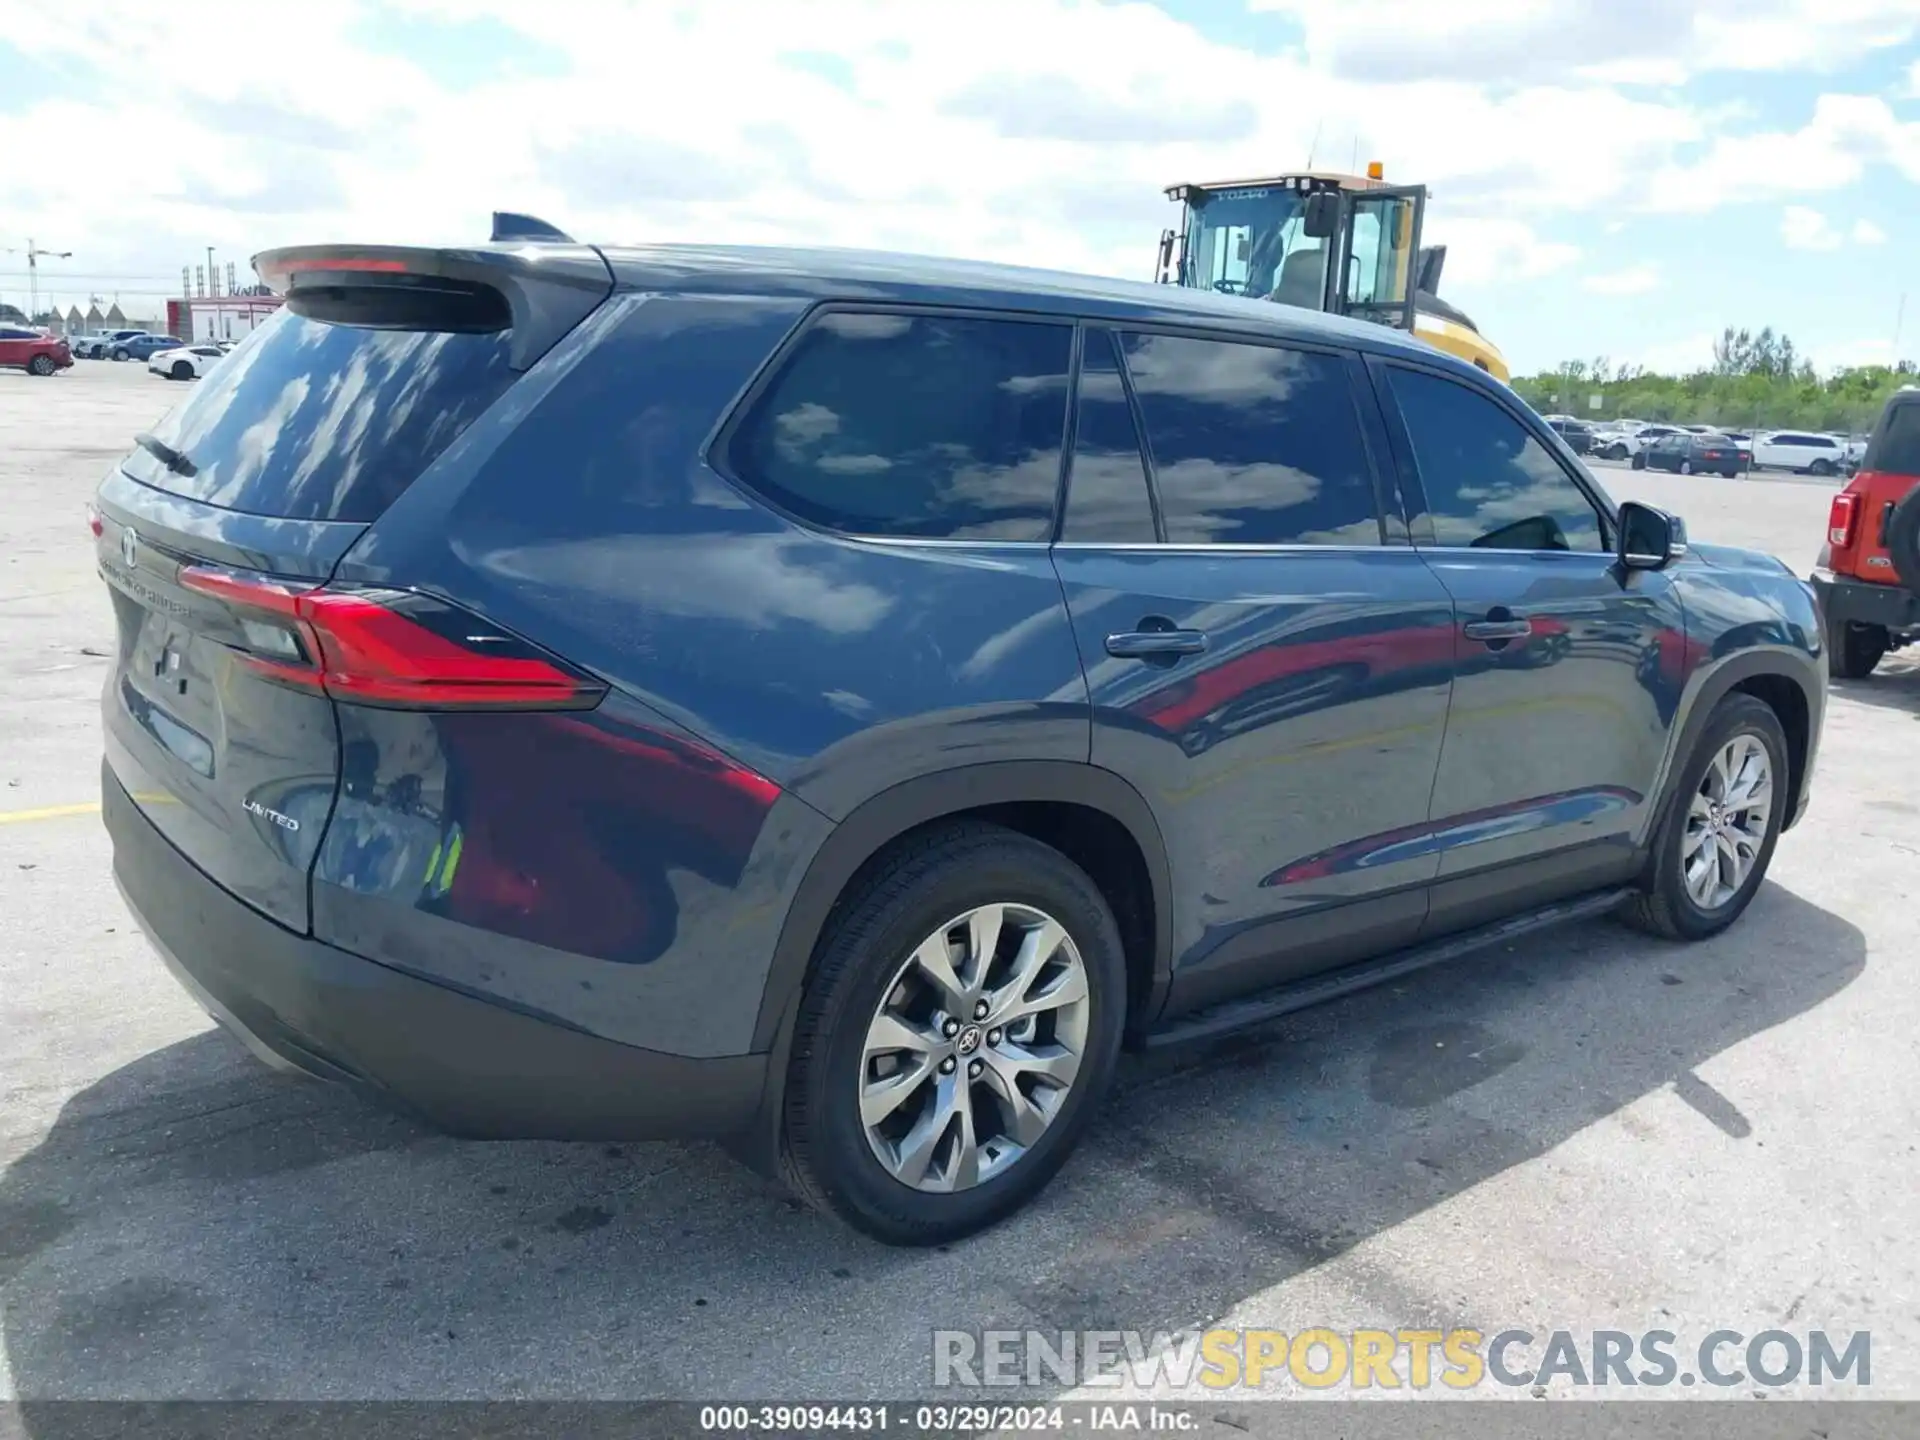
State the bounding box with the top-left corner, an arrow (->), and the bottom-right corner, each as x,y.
3,361 -> 1916,1410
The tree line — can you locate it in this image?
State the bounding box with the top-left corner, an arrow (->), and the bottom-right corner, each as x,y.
1512,326 -> 1915,436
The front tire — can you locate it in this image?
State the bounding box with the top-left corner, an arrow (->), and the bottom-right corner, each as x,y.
1809,459 -> 1835,477
1623,694 -> 1788,941
111,348 -> 129,362
1827,617 -> 1888,680
780,822 -> 1126,1245
26,354 -> 54,376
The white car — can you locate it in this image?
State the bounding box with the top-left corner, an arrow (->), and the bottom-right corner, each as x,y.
1592,422 -> 1685,461
148,344 -> 225,381
1750,430 -> 1848,476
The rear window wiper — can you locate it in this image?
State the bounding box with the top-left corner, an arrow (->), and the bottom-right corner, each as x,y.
133,432 -> 197,478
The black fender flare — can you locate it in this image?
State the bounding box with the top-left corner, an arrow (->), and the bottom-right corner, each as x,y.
749,760 -> 1174,1055
1644,648 -> 1822,851
725,761 -> 1174,1178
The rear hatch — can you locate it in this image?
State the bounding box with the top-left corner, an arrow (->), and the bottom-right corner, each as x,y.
96,241 -> 612,930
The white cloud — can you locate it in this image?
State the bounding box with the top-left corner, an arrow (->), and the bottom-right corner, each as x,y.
1781,206 -> 1844,250
1852,218 -> 1889,244
1812,336 -> 1896,372
1582,263 -> 1660,295
1629,332 -> 1721,375
1251,0 -> 1920,85
0,0 -> 1904,384
1640,92 -> 1920,213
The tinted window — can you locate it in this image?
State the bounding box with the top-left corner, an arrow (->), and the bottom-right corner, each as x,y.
1120,332 -> 1380,546
121,307 -> 517,522
1388,366 -> 1605,552
729,311 -> 1071,540
1866,402 -> 1920,475
1062,331 -> 1156,543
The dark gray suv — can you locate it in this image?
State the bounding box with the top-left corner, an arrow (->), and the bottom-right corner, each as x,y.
97,233 -> 1826,1245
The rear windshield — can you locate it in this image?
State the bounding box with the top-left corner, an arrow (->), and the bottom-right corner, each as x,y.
121,308 -> 516,522
1865,400 -> 1920,476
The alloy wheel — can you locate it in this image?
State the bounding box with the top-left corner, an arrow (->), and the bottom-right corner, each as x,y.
1681,733 -> 1773,910
858,902 -> 1090,1193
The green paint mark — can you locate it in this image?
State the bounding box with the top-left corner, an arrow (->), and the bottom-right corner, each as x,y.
438,826 -> 465,895
423,839 -> 443,892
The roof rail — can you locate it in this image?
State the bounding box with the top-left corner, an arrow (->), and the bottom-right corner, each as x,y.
490,211 -> 575,244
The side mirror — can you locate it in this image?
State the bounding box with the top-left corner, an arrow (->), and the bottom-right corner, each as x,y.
1303,191 -> 1340,239
1618,501 -> 1686,570
1155,228 -> 1176,283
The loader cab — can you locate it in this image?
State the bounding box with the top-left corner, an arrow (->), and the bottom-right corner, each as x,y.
1158,171 -> 1426,334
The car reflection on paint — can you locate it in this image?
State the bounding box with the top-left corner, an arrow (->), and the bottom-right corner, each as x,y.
1130,612 -> 1576,758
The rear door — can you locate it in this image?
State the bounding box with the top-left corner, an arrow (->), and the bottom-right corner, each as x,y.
1372,359 -> 1685,934
0,326 -> 29,367
96,247 -> 609,930
1052,327 -> 1456,1017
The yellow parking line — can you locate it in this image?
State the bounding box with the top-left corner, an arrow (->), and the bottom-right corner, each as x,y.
0,801 -> 101,825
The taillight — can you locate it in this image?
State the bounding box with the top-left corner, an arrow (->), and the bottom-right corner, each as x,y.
1828,493 -> 1859,548
1703,450 -> 1722,459
178,567 -> 605,711
86,505 -> 102,537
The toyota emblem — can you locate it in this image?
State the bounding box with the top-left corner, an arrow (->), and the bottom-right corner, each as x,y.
121,528 -> 139,568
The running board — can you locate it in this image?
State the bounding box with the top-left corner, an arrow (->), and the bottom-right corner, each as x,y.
1139,887 -> 1634,1051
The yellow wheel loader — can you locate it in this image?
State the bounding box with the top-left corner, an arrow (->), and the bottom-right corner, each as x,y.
1155,165 -> 1511,383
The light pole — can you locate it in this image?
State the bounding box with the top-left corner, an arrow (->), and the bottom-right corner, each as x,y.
3,239 -> 73,322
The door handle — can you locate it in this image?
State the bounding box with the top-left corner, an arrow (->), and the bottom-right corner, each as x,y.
1463,617 -> 1533,644
1106,629 -> 1208,660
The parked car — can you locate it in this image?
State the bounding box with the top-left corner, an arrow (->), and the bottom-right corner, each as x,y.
149,343 -> 226,380
0,324 -> 73,376
75,329 -> 149,359
94,235 -> 1827,1243
109,333 -> 185,362
1811,390 -> 1920,678
1597,423 -> 1683,461
1633,431 -> 1751,478
1545,416 -> 1595,454
1752,430 -> 1848,476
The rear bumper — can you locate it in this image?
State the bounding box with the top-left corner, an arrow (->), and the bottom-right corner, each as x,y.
104,765 -> 767,1141
1811,568 -> 1920,634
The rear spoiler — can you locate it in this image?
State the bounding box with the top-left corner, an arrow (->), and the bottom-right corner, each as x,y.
252,243 -> 614,370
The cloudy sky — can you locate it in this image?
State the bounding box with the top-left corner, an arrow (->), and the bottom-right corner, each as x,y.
3,0 -> 1917,375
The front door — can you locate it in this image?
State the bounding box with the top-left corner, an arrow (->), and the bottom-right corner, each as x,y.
1052,327 -> 1457,1018
1335,186 -> 1425,332
1371,358 -> 1686,935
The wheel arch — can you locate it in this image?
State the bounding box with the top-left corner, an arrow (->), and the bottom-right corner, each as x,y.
1654,651 -> 1821,841
749,761 -> 1175,1058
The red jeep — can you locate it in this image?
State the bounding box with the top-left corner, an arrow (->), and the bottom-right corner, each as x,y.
1812,387 -> 1920,677
0,324 -> 73,376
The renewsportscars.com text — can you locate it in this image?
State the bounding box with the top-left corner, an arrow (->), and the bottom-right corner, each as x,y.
932,1327 -> 1872,1391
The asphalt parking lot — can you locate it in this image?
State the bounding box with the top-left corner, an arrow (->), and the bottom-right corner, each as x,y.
3,361 -> 1918,1405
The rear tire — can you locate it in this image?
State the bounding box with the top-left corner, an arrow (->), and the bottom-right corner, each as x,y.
111,348 -> 129,362
1827,617 -> 1889,680
1631,453 -> 1647,470
170,360 -> 193,380
26,354 -> 54,376
1623,694 -> 1788,942
780,821 -> 1126,1245
1885,488 -> 1920,595
1679,459 -> 1694,475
